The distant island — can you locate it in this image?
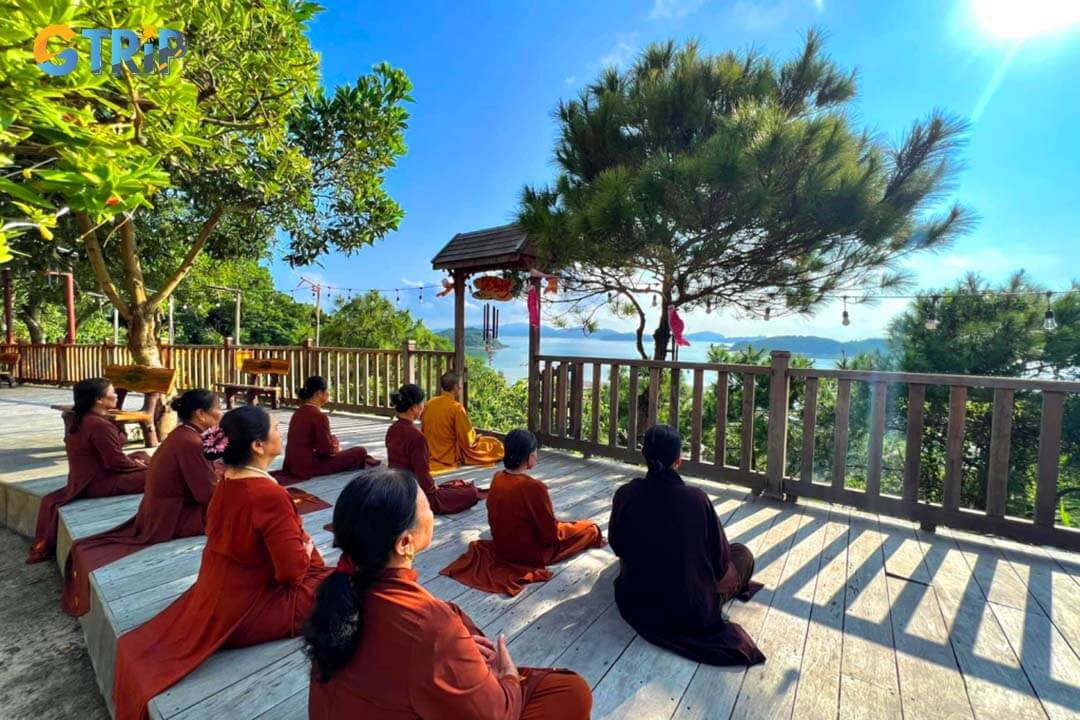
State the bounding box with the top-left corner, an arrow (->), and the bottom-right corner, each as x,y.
435,327 -> 507,351
438,323 -> 887,359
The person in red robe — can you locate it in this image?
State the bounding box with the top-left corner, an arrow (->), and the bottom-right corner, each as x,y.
305,467 -> 592,719
280,375 -> 378,482
26,378 -> 149,564
112,405 -> 332,720
441,429 -> 604,595
387,383 -> 482,515
609,424 -> 765,666
61,389 -> 223,616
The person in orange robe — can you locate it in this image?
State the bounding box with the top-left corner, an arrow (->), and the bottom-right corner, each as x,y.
112,405 -> 332,720
441,429 -> 604,596
26,378 -> 149,564
421,371 -> 504,471
609,424 -> 765,666
387,383 -> 483,515
61,389 -> 223,616
280,375 -> 378,483
305,467 -> 592,719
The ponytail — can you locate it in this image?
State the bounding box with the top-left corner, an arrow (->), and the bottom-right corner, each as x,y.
298,375 -> 327,401
70,378 -> 111,434
305,467 -> 418,682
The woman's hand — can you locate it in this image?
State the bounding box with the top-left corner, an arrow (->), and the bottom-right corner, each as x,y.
303,538 -> 314,558
472,635 -> 496,667
493,633 -> 518,681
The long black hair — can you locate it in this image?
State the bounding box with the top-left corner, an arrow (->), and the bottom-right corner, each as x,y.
219,405 -> 271,466
298,375 -> 328,401
304,467 -> 419,682
503,428 -> 538,470
390,383 -> 424,414
70,378 -> 111,434
642,424 -> 681,474
169,389 -> 217,423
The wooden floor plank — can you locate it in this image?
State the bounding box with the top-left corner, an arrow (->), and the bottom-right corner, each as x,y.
838,511 -> 902,720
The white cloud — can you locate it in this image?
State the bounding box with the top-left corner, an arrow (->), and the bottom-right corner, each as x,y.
731,0 -> 823,28
648,0 -> 707,20
400,277 -> 425,288
814,0 -> 824,11
600,34 -> 639,69
564,75 -> 577,85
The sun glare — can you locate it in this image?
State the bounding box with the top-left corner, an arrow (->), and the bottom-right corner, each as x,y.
970,0 -> 1080,41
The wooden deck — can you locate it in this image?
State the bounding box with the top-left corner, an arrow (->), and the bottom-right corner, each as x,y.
1,386 -> 1079,719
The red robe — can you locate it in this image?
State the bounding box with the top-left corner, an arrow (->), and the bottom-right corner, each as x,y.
60,424 -> 218,616
609,467 -> 765,666
386,418 -> 482,515
112,474 -> 332,720
440,471 -> 603,595
26,412 -> 148,564
281,403 -> 373,482
308,567 -> 592,720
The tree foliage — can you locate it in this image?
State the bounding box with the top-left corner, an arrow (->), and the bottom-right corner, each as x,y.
319,291 -> 451,351
1,0 -> 411,363
520,31 -> 973,359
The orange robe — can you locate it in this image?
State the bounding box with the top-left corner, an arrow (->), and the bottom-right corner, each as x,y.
440,471 -> 603,596
112,474 -> 332,720
308,567 -> 592,720
61,424 -> 217,616
609,467 -> 764,666
27,412 -> 148,564
386,418 -> 482,515
421,391 -> 504,471
282,403 -> 374,482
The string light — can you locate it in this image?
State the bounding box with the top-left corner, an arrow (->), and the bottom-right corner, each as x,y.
419,287 -> 424,303
925,295 -> 940,331
841,296 -> 850,327
763,307 -> 771,322
1044,291 -> 1058,332
395,288 -> 400,305
652,294 -> 658,308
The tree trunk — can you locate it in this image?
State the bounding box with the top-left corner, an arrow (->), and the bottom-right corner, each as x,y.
652,307 -> 671,361
19,306 -> 44,344
127,303 -> 162,367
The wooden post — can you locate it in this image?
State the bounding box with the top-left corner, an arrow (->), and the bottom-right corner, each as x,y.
527,276 -> 541,432
404,339 -> 417,384
2,268 -> 12,345
451,269 -> 469,409
223,336 -> 234,385
764,351 -> 791,500
303,338 -> 315,388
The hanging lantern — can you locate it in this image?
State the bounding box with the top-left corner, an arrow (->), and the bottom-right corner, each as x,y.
842,296 -> 851,327
652,294 -> 658,308
1044,291 -> 1058,332
764,307 -> 771,322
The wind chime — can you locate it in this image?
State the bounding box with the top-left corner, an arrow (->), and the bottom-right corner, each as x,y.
482,303 -> 499,361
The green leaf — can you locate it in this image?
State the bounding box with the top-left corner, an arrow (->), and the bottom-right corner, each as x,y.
0,177 -> 55,209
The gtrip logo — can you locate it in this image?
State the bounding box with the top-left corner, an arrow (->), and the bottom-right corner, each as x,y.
34,25 -> 186,77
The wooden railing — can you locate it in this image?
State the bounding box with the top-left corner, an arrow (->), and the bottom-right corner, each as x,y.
1,340 -> 458,418
531,351 -> 1080,551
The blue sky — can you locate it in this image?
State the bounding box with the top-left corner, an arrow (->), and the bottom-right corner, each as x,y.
270,0 -> 1080,339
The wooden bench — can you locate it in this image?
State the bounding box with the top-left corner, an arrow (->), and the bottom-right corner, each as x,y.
0,351 -> 18,388
51,364 -> 176,448
216,357 -> 289,409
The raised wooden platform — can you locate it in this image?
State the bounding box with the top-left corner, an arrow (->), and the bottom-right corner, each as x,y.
2,386 -> 1079,719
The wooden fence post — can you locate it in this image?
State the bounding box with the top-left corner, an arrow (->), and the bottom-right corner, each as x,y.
764,350 -> 791,500
223,336 -> 234,384
303,338 -> 315,381
404,339 -> 417,384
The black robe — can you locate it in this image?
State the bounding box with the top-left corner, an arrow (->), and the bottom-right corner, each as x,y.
609,467 -> 765,665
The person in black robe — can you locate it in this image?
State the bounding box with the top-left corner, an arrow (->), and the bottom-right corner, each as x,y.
608,424 -> 765,665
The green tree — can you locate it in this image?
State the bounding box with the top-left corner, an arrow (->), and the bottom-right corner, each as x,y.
2,0 -> 410,364
319,291 -> 451,350
520,31 -> 972,360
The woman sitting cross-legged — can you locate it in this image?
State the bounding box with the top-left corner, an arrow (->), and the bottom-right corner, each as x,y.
386,383 -> 482,515
440,429 -> 604,596
305,467 -> 593,720
62,389 -> 223,616
281,375 -> 378,483
609,424 -> 765,666
27,377 -> 149,564
112,405 -> 333,720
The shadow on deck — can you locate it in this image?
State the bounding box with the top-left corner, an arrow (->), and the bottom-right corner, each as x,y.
0,385 -> 1077,719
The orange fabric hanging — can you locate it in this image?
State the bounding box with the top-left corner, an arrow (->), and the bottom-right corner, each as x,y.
440,471 -> 603,595
421,391 -> 503,471
112,474 -> 332,720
